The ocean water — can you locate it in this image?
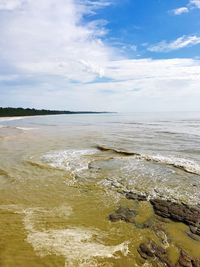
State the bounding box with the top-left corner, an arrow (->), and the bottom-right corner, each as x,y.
0,112 -> 200,266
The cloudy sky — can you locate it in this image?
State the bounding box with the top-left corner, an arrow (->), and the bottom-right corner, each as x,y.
0,0 -> 200,112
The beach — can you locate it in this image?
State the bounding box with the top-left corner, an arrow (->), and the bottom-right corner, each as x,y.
0,112 -> 200,267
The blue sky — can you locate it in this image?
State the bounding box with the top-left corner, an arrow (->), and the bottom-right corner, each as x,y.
0,0 -> 200,111
89,0 -> 200,59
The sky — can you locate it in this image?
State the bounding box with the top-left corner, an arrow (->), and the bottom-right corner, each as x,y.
0,0 -> 200,112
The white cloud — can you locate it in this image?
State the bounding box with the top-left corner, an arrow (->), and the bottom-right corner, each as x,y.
2,58 -> 200,112
0,0 -> 114,83
172,7 -> 189,15
0,0 -> 22,10
190,0 -> 200,8
172,0 -> 200,15
148,36 -> 200,52
0,0 -> 200,112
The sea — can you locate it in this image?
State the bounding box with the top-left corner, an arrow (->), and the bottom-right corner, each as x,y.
0,112 -> 200,267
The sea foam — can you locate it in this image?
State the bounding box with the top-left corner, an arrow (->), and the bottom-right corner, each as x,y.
0,204 -> 129,267
27,228 -> 129,267
41,149 -> 97,174
96,145 -> 200,175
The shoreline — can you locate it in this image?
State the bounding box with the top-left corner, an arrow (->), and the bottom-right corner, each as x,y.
0,116 -> 26,123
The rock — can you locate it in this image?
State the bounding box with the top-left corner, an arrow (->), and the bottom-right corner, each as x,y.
190,226 -> 198,234
175,250 -> 200,267
108,207 -> 136,223
189,225 -> 200,236
125,192 -> 147,201
150,199 -> 200,235
186,231 -> 200,242
138,241 -> 173,267
134,219 -> 154,229
157,216 -> 172,223
138,243 -> 200,267
138,243 -> 154,259
124,190 -> 200,238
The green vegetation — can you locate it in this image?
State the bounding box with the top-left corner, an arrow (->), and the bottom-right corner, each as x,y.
0,107 -> 111,117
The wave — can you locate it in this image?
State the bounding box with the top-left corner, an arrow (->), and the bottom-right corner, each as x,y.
96,145 -> 200,175
25,160 -> 59,170
0,168 -> 11,179
96,145 -> 140,156
40,145 -> 200,180
16,127 -> 37,131
143,154 -> 200,175
0,117 -> 25,122
41,149 -> 97,174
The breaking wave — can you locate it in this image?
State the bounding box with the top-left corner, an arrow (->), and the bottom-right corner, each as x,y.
96,145 -> 140,156
96,145 -> 200,175
41,149 -> 97,174
143,154 -> 200,176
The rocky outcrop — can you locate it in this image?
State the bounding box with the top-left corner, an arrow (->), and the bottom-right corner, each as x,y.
150,199 -> 200,236
138,242 -> 200,267
124,191 -> 200,237
108,207 -> 136,223
186,231 -> 200,242
175,250 -> 200,267
138,241 -> 173,267
125,192 -> 147,201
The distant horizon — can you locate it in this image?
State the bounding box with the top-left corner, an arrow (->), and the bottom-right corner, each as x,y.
1,106 -> 200,114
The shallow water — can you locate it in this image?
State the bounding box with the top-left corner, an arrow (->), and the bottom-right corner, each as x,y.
0,112 -> 200,266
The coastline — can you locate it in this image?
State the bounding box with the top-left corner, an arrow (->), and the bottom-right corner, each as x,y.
0,116 -> 25,122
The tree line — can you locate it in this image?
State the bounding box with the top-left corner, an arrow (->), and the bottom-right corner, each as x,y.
0,107 -> 110,117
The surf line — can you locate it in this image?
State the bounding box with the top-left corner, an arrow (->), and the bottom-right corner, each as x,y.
95,145 -> 200,176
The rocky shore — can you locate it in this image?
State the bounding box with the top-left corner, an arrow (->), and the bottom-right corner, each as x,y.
108,191 -> 200,266
125,191 -> 200,237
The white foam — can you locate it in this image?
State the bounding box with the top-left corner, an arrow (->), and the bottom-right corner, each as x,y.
0,205 -> 129,267
27,228 -> 129,267
23,205 -> 73,232
96,145 -> 200,175
143,154 -> 200,175
41,149 -> 97,174
16,127 -> 37,131
0,117 -> 25,122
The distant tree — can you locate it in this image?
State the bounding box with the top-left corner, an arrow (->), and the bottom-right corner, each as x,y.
0,107 -> 111,117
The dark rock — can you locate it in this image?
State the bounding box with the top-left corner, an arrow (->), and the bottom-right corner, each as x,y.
189,225 -> 200,236
186,231 -> 200,242
125,192 -> 147,201
150,199 -> 200,235
190,226 -> 198,234
108,207 -> 136,223
138,241 -> 173,267
138,243 -> 154,259
138,242 -> 200,267
156,216 -> 172,223
175,250 -> 200,267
